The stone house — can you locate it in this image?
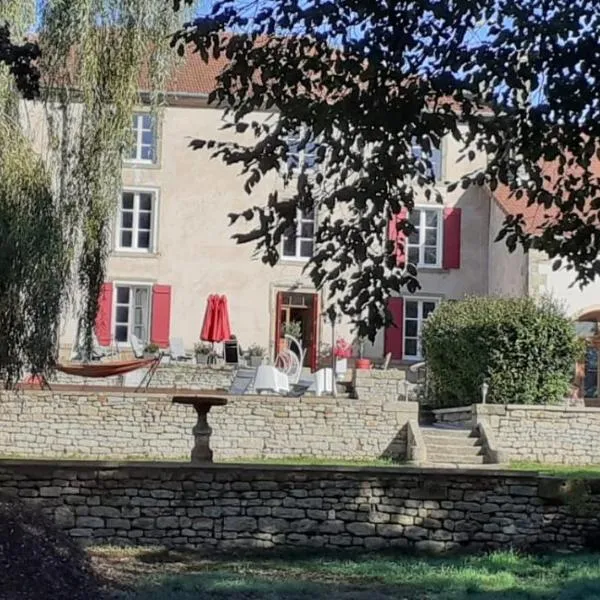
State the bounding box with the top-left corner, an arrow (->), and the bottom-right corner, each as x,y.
21,51 -> 592,373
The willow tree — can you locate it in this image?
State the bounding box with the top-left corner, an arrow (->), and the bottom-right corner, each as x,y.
38,0 -> 197,358
0,0 -> 197,386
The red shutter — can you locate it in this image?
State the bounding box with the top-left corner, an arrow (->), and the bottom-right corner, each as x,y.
310,294 -> 319,370
95,282 -> 113,346
385,297 -> 404,360
387,208 -> 408,266
274,291 -> 284,352
150,284 -> 171,348
443,207 -> 461,269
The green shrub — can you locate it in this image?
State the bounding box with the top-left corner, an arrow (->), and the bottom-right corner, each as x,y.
421,296 -> 584,407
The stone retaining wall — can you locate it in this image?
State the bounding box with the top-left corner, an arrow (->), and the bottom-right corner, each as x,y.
0,461 -> 597,552
474,404 -> 600,464
0,391 -> 417,461
433,407 -> 473,429
353,369 -> 407,401
52,364 -> 235,391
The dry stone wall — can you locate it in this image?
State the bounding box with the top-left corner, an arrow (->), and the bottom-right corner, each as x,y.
353,369 -> 408,401
0,391 -> 417,461
0,461 -> 597,553
474,404 -> 600,464
51,364 -> 235,391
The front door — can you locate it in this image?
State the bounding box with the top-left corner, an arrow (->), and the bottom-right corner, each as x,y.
275,291 -> 319,370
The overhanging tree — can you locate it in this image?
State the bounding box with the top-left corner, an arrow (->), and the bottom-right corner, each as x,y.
171,0 -> 600,340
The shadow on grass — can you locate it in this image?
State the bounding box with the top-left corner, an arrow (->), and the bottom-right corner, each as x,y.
100,547 -> 600,600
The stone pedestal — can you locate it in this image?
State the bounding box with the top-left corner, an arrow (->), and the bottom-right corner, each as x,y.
172,394 -> 228,463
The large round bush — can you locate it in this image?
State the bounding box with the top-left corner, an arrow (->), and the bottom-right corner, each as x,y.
421,296 -> 583,407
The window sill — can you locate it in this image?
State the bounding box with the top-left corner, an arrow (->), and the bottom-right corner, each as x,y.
111,251 -> 160,259
414,266 -> 447,273
123,160 -> 161,170
279,257 -> 311,266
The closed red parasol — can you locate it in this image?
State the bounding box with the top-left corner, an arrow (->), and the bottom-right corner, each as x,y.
200,294 -> 231,343
200,294 -> 218,341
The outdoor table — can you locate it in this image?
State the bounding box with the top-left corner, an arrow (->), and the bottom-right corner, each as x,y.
172,395 -> 228,463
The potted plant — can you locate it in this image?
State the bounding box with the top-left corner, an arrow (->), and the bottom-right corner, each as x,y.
333,338 -> 352,378
354,337 -> 372,370
194,342 -> 212,365
144,342 -> 160,358
247,344 -> 266,367
279,320 -> 302,353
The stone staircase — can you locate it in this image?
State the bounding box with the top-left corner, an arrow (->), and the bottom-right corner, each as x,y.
421,426 -> 489,466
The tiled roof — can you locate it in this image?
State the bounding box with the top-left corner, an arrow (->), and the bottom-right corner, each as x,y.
163,51 -> 227,95
493,157 -> 600,233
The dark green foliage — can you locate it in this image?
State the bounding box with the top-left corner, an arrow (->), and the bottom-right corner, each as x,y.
422,296 -> 583,407
172,0 -> 600,340
0,496 -> 104,599
0,24 -> 39,99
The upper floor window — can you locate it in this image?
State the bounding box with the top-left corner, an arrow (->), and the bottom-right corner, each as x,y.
282,209 -> 315,260
407,207 -> 442,268
117,190 -> 156,253
287,130 -> 319,170
128,113 -> 156,163
411,140 -> 442,181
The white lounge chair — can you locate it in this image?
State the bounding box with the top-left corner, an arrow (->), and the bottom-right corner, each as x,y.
130,333 -> 145,359
170,337 -> 192,361
70,329 -> 116,361
254,365 -> 290,394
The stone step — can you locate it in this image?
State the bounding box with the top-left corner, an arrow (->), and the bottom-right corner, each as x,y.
426,444 -> 485,459
422,426 -> 474,435
421,434 -> 480,448
426,453 -> 487,465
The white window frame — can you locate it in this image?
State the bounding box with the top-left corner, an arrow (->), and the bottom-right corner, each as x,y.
112,281 -> 153,347
126,113 -> 157,165
115,187 -> 159,254
406,206 -> 443,269
281,208 -> 316,262
403,297 -> 440,360
411,138 -> 443,182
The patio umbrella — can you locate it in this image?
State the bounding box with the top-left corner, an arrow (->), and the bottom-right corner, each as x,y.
200,294 -> 218,342
213,295 -> 232,342
200,294 -> 232,343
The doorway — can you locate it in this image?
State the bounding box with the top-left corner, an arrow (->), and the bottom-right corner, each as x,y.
274,291 -> 319,370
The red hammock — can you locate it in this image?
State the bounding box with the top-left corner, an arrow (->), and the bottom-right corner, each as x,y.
56,357 -> 158,378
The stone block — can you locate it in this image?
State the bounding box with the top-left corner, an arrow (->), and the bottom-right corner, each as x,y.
75,517 -> 103,528
223,517 -> 257,532
346,522 -> 376,536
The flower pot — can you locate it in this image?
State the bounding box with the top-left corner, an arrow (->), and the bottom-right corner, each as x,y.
355,358 -> 372,370
250,355 -> 264,367
195,354 -> 209,366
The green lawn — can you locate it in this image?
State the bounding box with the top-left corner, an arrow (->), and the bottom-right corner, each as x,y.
92,547 -> 600,599
509,461 -> 600,479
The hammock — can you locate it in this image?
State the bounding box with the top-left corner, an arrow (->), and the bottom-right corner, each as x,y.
56,357 -> 158,378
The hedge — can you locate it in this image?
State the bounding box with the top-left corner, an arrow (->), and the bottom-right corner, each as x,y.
421,296 -> 583,407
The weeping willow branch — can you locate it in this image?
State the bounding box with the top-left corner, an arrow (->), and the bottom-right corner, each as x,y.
37,0 -> 197,357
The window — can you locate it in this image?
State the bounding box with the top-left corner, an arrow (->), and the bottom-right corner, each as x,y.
287,132 -> 318,170
404,298 -> 438,359
407,207 -> 442,267
114,285 -> 151,343
117,190 -> 156,252
282,209 -> 315,260
412,140 -> 442,181
128,113 -> 156,163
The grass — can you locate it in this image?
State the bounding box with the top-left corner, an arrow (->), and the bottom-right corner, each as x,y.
221,456 -> 401,467
510,461 -> 600,479
90,546 -> 600,599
